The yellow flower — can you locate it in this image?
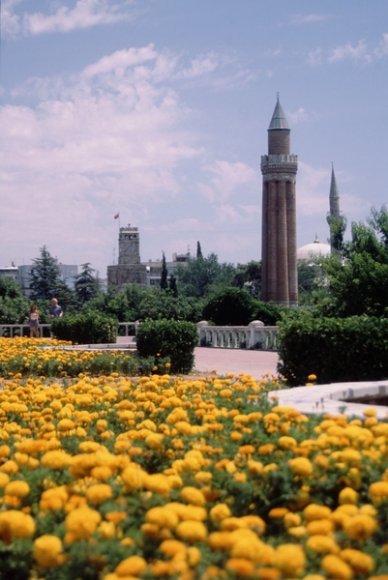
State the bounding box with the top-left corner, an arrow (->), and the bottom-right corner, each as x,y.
288,457 -> 313,476
180,486 -> 206,507
5,480 -> 30,498
86,483 -> 113,505
115,555 -> 147,577
65,506 -> 101,541
306,535 -> 339,554
321,554 -> 353,580
226,557 -> 255,577
210,503 -> 231,525
274,544 -> 305,577
176,520 -> 207,542
369,480 -> 388,504
303,503 -> 332,521
343,514 -> 377,540
41,450 -> 72,469
339,487 -> 359,505
146,506 -> 179,530
0,510 -> 35,542
306,518 -> 334,536
33,535 -> 63,567
340,548 -> 375,575
121,465 -> 146,491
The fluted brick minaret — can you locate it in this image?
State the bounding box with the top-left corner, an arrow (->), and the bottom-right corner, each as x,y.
261,97 -> 298,306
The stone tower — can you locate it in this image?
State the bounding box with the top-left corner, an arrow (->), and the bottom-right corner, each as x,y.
260,96 -> 298,306
107,225 -> 147,288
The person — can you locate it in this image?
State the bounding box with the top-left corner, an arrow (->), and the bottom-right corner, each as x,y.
49,297 -> 63,318
29,304 -> 40,338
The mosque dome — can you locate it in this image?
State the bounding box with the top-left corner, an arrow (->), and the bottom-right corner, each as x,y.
297,238 -> 331,261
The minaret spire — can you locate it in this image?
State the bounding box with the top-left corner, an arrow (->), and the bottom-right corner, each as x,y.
261,97 -> 298,307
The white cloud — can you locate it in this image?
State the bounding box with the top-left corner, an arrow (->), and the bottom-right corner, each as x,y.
4,0 -> 134,37
199,160 -> 257,203
307,48 -> 323,66
180,53 -> 219,79
290,13 -> 332,25
288,107 -> 310,125
329,39 -> 372,63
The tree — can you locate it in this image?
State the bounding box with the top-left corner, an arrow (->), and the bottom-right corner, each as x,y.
30,246 -> 62,301
196,241 -> 203,259
327,213 -> 347,255
176,253 -> 236,298
169,274 -> 178,297
160,253 -> 168,290
74,263 -> 99,304
202,287 -> 257,325
233,261 -> 261,298
322,206 -> 388,317
0,278 -> 29,323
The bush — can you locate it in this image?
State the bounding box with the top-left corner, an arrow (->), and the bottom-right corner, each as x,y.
51,311 -> 118,344
202,287 -> 257,325
277,312 -> 388,386
136,319 -> 198,374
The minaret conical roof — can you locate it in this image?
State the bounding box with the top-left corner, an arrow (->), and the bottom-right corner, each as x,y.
268,95 -> 289,130
330,164 -> 339,200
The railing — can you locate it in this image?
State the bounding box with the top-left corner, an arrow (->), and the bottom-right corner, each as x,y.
197,321 -> 279,351
0,321 -> 279,351
0,324 -> 53,338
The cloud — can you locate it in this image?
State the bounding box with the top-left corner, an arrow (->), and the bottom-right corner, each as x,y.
329,39 -> 372,64
180,53 -> 220,79
199,160 -> 257,204
3,0 -> 134,37
287,107 -> 310,125
290,13 -> 332,25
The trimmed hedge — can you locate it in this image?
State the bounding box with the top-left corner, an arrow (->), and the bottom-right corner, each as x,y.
136,319 -> 198,374
51,311 -> 118,344
277,313 -> 388,386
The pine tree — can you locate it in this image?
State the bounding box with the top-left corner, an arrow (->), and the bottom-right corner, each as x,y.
75,263 -> 99,304
196,241 -> 203,259
160,252 -> 168,290
30,246 -> 62,301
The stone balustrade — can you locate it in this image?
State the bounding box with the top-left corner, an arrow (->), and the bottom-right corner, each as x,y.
0,321 -> 279,351
197,321 -> 279,351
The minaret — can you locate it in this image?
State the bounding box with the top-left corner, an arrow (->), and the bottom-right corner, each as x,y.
327,164 -> 346,254
261,96 -> 298,306
329,164 -> 340,219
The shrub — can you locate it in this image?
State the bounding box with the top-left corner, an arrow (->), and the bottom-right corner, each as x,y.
136,319 -> 198,374
202,287 -> 257,325
278,312 -> 388,386
51,311 -> 118,344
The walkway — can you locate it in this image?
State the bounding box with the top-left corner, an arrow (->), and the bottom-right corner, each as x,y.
193,347 -> 279,378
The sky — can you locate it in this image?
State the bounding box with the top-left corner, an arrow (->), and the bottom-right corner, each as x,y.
1,0 -> 387,278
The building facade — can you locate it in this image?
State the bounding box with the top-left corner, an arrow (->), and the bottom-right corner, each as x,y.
261,97 -> 298,307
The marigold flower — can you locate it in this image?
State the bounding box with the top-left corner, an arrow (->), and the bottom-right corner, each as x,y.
86,483 -> 113,505
321,554 -> 353,580
146,506 -> 179,530
306,518 -> 334,536
115,555 -> 147,576
306,534 -> 339,554
288,457 -> 313,476
343,514 -> 377,540
369,480 -> 388,504
33,535 -> 63,567
65,506 -> 101,541
340,548 -> 375,575
180,486 -> 206,507
5,480 -> 30,498
210,503 -> 231,524
226,557 -> 255,577
0,510 -> 35,542
274,544 -> 305,577
303,503 -> 332,521
41,450 -> 72,469
176,520 -> 207,542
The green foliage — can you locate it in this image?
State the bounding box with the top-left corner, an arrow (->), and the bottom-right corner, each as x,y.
0,278 -> 30,323
51,311 -> 118,344
160,252 -> 168,290
74,263 -> 99,304
30,246 -> 62,301
136,319 -> 198,373
277,311 -> 388,386
202,287 -> 257,325
321,206 -> 388,317
233,261 -> 261,299
253,301 -> 284,326
176,253 -> 236,298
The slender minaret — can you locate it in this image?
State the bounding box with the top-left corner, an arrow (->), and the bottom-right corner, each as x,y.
261,96 -> 298,306
327,164 -> 346,254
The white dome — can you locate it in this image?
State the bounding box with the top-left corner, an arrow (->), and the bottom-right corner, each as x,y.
297,240 -> 331,261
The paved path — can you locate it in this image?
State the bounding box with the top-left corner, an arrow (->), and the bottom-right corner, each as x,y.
193,347 -> 279,378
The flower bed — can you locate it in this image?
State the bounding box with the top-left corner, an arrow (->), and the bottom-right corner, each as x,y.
0,340 -> 387,578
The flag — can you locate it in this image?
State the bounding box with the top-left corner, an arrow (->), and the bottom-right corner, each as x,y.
114,213 -> 120,220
